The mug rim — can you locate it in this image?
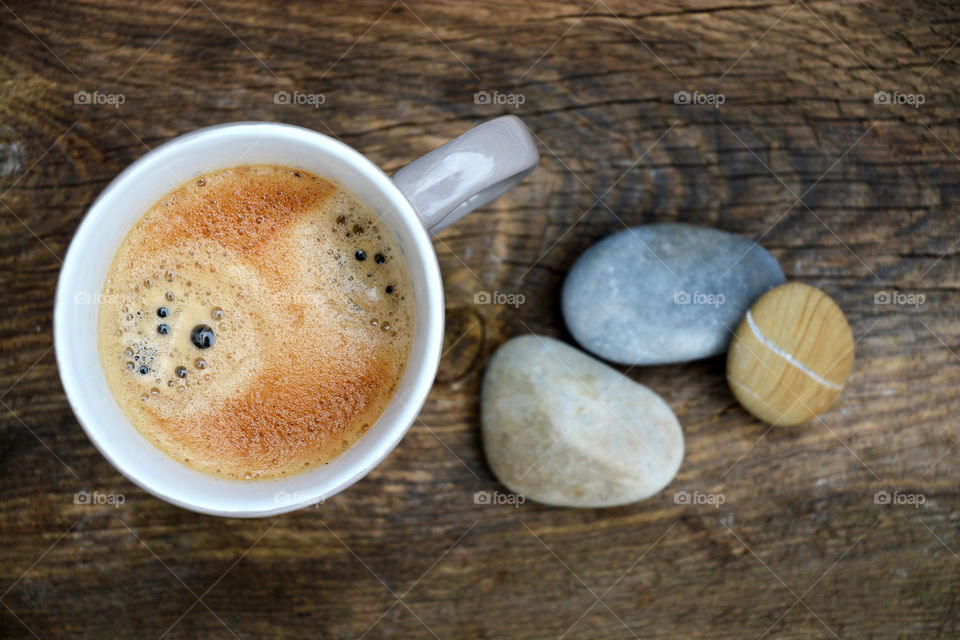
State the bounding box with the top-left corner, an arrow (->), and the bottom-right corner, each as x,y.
53,122 -> 444,516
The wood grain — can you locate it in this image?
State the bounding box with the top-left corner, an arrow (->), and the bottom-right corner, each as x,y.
3,0 -> 960,638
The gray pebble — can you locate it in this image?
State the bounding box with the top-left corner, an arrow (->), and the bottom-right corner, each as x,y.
562,223 -> 784,365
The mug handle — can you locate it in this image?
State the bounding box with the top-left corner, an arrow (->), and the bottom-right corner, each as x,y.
392,115 -> 539,234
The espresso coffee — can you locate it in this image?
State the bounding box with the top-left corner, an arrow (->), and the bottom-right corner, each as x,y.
97,165 -> 414,480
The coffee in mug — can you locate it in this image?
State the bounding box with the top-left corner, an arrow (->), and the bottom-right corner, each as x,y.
97,165 -> 413,480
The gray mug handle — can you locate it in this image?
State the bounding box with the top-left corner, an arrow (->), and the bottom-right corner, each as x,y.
392,116 -> 539,234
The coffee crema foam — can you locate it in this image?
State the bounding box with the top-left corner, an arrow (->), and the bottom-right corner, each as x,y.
97,165 -> 414,480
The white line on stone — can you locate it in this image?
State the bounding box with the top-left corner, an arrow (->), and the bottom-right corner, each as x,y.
746,310 -> 842,391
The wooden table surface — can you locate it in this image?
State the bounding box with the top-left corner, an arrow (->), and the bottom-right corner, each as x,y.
3,1 -> 959,637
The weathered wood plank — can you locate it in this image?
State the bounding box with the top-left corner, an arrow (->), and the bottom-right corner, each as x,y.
2,0 -> 960,637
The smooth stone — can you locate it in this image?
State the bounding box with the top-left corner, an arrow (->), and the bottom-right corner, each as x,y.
727,283 -> 854,426
481,335 -> 684,508
562,223 -> 785,365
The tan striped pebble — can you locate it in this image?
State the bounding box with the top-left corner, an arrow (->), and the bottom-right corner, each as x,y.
726,283 -> 854,426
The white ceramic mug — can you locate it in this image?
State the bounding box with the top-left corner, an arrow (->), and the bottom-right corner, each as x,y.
54,116 -> 538,517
